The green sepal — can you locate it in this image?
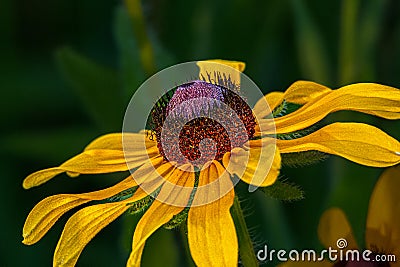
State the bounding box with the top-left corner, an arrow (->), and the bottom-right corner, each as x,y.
261,180 -> 304,201
127,195 -> 154,214
106,187 -> 138,203
163,207 -> 189,230
276,122 -> 320,140
281,150 -> 329,167
272,100 -> 302,118
127,187 -> 161,214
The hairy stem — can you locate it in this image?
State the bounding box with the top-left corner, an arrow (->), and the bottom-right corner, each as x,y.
231,196 -> 259,267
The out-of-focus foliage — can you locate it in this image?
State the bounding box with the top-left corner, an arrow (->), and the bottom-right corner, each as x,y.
2,0 -> 400,266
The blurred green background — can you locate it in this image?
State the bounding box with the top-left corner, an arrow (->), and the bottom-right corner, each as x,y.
2,0 -> 400,266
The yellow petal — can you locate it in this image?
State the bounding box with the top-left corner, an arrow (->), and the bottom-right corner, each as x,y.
84,132 -> 160,165
124,157 -> 171,200
318,207 -> 358,250
223,140 -> 280,189
22,177 -> 136,245
23,131 -> 159,189
253,81 -> 331,120
154,164 -> 195,206
253,91 -> 284,119
127,167 -> 195,266
284,80 -> 332,105
54,203 -> 129,267
23,150 -> 128,189
22,149 -> 150,189
366,166 -> 400,254
277,123 -> 400,167
22,168 -> 65,189
197,59 -> 245,72
188,161 -> 238,267
260,83 -> 400,134
197,59 -> 245,86
131,157 -> 173,188
84,132 -> 156,151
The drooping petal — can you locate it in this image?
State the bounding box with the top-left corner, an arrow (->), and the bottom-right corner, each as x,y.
22,177 -> 137,245
259,83 -> 400,134
127,166 -> 195,266
253,81 -> 331,119
23,150 -> 131,189
84,132 -> 157,151
223,140 -> 280,189
283,80 -> 332,105
23,131 -> 159,189
22,148 -> 159,189
85,132 -> 160,163
188,161 -> 238,267
277,123 -> 400,167
318,208 -> 358,250
23,168 -> 66,189
53,202 -> 130,267
365,167 -> 400,256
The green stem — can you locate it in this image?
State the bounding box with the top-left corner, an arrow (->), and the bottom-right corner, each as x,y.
231,196 -> 259,267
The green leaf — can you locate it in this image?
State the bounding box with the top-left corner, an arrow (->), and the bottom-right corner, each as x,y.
261,180 -> 305,201
55,47 -> 123,130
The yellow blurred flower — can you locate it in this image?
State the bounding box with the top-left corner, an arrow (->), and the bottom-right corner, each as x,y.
284,167 -> 400,267
22,59 -> 400,267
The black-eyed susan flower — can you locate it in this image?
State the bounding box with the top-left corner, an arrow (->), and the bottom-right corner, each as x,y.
22,60 -> 400,267
281,166 -> 400,267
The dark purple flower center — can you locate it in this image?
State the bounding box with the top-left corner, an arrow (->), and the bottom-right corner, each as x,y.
149,80 -> 256,166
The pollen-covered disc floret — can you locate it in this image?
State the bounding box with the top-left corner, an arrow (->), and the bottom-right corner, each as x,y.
149,80 -> 256,166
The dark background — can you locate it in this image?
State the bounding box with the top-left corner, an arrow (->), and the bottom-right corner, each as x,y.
2,0 -> 400,266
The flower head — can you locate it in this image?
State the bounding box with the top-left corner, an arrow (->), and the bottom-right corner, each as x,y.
22,59 -> 400,266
